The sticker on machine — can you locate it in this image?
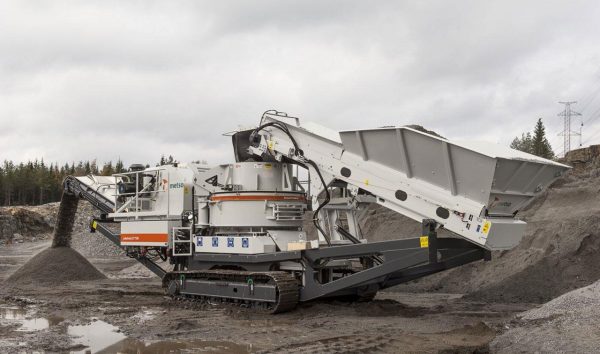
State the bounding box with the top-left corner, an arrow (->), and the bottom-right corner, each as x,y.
482,221 -> 492,236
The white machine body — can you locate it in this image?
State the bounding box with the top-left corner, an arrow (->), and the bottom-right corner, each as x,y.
249,113 -> 570,250
78,113 -> 569,254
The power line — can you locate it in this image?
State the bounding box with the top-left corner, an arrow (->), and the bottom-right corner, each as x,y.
581,119 -> 600,146
583,104 -> 600,126
578,79 -> 600,113
583,127 -> 600,145
557,101 -> 582,156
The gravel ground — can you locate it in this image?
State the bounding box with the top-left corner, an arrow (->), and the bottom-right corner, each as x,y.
2,152 -> 600,352
491,280 -> 600,353
361,165 -> 600,305
0,242 -> 520,354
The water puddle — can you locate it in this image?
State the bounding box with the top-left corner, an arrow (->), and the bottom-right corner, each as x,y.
1,305 -> 251,353
68,319 -> 251,353
0,305 -> 26,320
0,304 -> 51,331
69,319 -> 126,353
17,317 -> 50,331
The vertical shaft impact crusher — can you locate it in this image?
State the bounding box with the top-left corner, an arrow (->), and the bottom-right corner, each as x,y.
61,111 -> 570,313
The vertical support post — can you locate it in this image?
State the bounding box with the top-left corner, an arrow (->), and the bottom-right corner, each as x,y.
422,219 -> 438,264
135,171 -> 139,220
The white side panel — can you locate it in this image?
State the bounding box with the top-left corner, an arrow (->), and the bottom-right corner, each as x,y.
120,220 -> 179,247
194,235 -> 276,254
267,230 -> 307,251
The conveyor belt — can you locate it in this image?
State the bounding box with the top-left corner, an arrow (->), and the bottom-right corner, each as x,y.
63,175 -> 115,215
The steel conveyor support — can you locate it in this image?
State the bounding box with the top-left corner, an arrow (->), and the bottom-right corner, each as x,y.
63,175 -> 116,215
90,220 -> 167,278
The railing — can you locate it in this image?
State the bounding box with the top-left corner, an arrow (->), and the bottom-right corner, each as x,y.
113,167 -> 169,218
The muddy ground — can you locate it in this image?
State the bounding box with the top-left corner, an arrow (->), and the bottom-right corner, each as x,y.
3,148 -> 600,353
0,240 -> 527,354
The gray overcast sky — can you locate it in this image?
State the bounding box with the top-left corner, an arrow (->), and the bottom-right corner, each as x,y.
2,0 -> 600,167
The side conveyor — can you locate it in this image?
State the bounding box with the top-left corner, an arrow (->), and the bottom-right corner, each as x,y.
91,220 -> 167,278
62,175 -> 168,279
63,175 -> 116,215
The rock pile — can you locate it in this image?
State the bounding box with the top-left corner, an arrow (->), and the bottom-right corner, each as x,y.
0,206 -> 55,243
5,193 -> 107,286
491,279 -> 600,353
361,154 -> 600,304
6,246 -> 106,285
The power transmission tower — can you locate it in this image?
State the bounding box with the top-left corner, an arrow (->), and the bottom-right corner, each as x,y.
558,101 -> 582,156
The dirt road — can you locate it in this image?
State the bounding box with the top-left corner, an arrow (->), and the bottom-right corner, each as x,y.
0,240 -> 527,353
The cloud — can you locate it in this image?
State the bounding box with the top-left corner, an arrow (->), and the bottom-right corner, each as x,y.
1,0 -> 600,166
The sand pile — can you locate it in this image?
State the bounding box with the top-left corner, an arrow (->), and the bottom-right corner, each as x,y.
6,192 -> 106,286
6,247 -> 106,285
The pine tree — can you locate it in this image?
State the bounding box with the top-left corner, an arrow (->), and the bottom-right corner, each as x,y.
510,119 -> 554,159
510,132 -> 533,154
101,161 -> 114,176
531,118 -> 555,159
115,159 -> 125,173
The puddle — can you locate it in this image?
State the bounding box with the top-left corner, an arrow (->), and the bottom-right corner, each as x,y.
69,319 -> 126,353
17,317 -> 50,331
68,319 -> 251,353
1,305 -> 251,353
66,319 -> 251,353
0,305 -> 27,320
1,304 -> 49,331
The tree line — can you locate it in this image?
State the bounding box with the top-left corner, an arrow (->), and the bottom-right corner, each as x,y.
0,155 -> 182,207
510,118 -> 555,159
0,159 -> 127,206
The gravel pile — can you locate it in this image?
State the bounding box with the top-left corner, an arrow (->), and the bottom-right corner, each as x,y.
0,205 -> 55,243
0,200 -> 123,257
491,280 -> 600,353
69,201 -> 124,258
363,164 -> 600,303
6,247 -> 106,285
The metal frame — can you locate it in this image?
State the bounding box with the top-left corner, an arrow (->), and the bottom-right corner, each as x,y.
73,159 -> 490,307
172,226 -> 193,256
113,168 -> 168,217
298,219 -> 489,300
91,215 -> 488,303
63,176 -> 115,214
253,113 -> 568,250
91,220 -> 167,278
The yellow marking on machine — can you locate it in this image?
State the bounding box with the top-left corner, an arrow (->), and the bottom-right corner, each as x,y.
420,236 -> 429,248
482,221 -> 492,235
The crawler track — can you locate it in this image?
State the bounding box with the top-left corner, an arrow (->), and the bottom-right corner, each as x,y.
163,270 -> 299,314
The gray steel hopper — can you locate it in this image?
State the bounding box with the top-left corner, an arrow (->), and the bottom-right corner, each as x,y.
339,127 -> 569,217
